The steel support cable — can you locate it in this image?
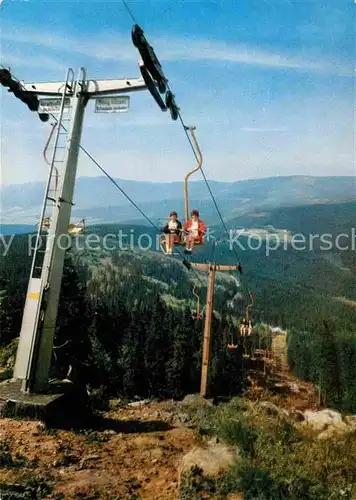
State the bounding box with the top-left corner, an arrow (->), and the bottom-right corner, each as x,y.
1,65 -> 206,286
121,1 -> 251,315
49,115 -> 161,232
117,3 -> 246,282
165,81 -> 246,276
165,81 -> 252,314
108,5 -> 238,256
48,114 -> 206,286
74,147 -> 206,287
0,63 -> 156,232
121,0 -> 138,24
177,109 -> 249,295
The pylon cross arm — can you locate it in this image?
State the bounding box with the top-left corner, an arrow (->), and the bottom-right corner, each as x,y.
21,78 -> 147,96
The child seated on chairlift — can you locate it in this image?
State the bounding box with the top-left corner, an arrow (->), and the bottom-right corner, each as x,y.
184,209 -> 207,253
162,211 -> 182,254
239,317 -> 252,337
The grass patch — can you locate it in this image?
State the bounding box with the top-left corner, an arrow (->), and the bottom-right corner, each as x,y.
187,397 -> 356,500
0,474 -> 53,499
0,440 -> 14,468
0,338 -> 18,368
0,440 -> 38,469
180,466 -> 224,500
87,386 -> 110,412
83,431 -> 110,445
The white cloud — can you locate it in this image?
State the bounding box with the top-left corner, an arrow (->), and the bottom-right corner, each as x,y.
0,52 -> 68,72
240,127 -> 289,133
1,27 -> 352,77
0,23 -> 353,187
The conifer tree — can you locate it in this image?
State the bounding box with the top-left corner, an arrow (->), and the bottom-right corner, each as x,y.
166,307 -> 195,398
315,321 -> 341,406
51,253 -> 91,381
144,296 -> 170,397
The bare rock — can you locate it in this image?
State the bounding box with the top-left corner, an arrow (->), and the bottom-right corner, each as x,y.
127,399 -> 150,408
172,415 -> 193,429
148,410 -> 160,419
303,409 -> 343,431
179,438 -> 240,480
102,429 -> 116,436
301,409 -> 356,439
288,382 -> 300,393
182,394 -> 214,408
35,421 -> 47,435
150,448 -> 163,460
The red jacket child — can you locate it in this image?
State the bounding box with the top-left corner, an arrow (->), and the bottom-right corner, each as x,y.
184,209 -> 207,243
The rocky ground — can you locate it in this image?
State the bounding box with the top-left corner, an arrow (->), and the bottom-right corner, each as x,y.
0,401 -> 198,499
0,359 -> 354,499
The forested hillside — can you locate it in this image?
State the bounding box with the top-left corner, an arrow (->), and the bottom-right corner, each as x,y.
0,200 -> 355,411
0,234 -> 247,399
85,207 -> 356,331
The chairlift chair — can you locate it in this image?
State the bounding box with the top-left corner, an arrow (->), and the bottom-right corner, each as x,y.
191,283 -> 203,320
68,218 -> 86,236
160,126 -> 205,255
227,319 -> 239,349
39,217 -> 86,236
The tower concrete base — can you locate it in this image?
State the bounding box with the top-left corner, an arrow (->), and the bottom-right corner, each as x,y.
0,379 -> 91,427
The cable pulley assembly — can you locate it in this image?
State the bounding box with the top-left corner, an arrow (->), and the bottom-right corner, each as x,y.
131,24 -> 179,120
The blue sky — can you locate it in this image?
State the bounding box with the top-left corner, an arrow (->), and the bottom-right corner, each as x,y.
0,0 -> 354,185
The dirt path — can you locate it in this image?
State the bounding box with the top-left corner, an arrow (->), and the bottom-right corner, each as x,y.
246,355 -> 318,412
334,296 -> 356,308
0,402 -> 196,499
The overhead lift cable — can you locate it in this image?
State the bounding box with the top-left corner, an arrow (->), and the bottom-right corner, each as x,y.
118,8 -> 245,275
121,0 -> 138,24
42,112 -> 206,286
121,0 -> 248,302
175,109 -> 244,275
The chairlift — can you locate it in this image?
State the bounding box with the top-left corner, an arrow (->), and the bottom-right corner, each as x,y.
226,315 -> 239,349
246,291 -> 254,324
160,126 -> 205,255
191,283 -> 203,320
227,274 -> 240,309
239,291 -> 254,337
68,219 -> 86,235
39,217 -> 86,236
227,329 -> 238,349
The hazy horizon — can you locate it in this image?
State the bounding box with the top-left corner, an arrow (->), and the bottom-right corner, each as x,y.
1,173 -> 355,188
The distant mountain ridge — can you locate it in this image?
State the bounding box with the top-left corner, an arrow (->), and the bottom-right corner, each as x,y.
1,175 -> 354,224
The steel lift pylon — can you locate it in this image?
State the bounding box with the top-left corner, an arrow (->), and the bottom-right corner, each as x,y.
12,68 -> 147,393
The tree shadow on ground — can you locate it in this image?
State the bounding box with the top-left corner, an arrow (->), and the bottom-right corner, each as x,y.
88,415 -> 173,434
46,411 -> 173,434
